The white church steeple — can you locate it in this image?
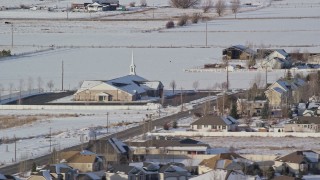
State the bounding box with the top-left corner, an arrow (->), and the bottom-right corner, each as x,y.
129,51 -> 136,75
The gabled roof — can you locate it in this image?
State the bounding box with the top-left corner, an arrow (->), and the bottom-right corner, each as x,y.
275,150 -> 318,164
108,138 -> 129,154
159,164 -> 187,173
191,116 -> 238,126
272,176 -> 296,180
60,150 -> 99,164
128,138 -> 209,148
199,153 -> 246,170
230,45 -> 257,55
295,116 -> 320,124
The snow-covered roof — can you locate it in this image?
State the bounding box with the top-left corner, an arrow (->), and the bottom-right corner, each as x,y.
76,80 -> 102,93
0,174 -> 7,179
274,49 -> 288,57
109,138 -> 128,154
232,45 -> 256,55
106,75 -> 148,95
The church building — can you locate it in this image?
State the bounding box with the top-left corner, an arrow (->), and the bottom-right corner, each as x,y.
73,53 -> 164,102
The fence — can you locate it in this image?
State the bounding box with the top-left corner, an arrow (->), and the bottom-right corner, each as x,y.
149,131 -> 320,138
0,103 -> 160,110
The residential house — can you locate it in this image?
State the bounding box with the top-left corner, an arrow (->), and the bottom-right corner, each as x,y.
87,2 -> 103,12
73,57 -> 163,102
128,138 -> 210,161
159,164 -> 189,180
284,117 -> 320,133
77,173 -> 102,180
223,45 -> 256,60
60,150 -> 104,172
274,150 -> 320,175
35,164 -> 78,180
106,163 -> 159,180
190,169 -> 260,180
86,138 -> 131,165
106,163 -> 189,180
264,78 -> 306,107
237,99 -> 267,117
272,175 -> 297,180
259,49 -> 291,69
27,170 -> 53,180
190,115 -> 238,132
198,153 -> 250,175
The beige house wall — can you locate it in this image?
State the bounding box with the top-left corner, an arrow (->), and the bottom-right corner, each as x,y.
74,89 -> 135,102
198,165 -> 213,175
67,162 -> 93,172
284,124 -> 319,132
27,176 -> 46,180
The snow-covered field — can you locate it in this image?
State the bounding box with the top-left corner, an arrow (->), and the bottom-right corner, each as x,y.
0,107 -> 180,165
0,0 -> 320,168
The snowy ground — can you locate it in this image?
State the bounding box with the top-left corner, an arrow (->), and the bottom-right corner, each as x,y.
0,0 -> 320,168
0,107 -> 178,165
0,0 -> 319,91
200,136 -> 320,156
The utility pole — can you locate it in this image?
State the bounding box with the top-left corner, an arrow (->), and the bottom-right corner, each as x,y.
106,112 -> 109,134
265,66 -> 268,88
11,23 -> 13,48
14,135 -> 17,162
180,87 -> 183,112
49,127 -> 52,152
61,60 -> 64,91
66,4 -> 69,20
226,59 -> 229,91
205,20 -> 208,47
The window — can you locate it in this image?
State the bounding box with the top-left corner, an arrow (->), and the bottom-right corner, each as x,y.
197,125 -> 201,129
204,125 -> 208,128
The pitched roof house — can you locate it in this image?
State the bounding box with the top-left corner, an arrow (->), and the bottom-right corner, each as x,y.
128,138 -> 210,161
265,78 -> 306,107
198,153 -> 250,175
86,138 -> 131,165
190,115 -> 238,132
223,45 -> 256,60
274,150 -> 320,175
74,55 -> 163,102
60,150 -> 104,172
284,116 -> 320,132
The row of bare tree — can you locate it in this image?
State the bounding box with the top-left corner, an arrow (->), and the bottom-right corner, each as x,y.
170,0 -> 241,17
0,77 -> 56,99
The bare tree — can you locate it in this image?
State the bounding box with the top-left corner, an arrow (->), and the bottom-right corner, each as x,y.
170,0 -> 201,9
37,76 -> 43,93
215,0 -> 226,16
47,80 -> 54,92
169,80 -> 177,94
140,0 -> 147,6
192,80 -> 200,91
27,77 -> 34,94
18,79 -> 25,105
9,83 -> 14,99
202,0 -> 213,13
0,84 -> 3,102
231,0 -> 241,18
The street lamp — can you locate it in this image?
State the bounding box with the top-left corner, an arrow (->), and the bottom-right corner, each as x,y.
4,22 -> 13,48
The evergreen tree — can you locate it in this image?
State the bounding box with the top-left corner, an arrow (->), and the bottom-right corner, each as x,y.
261,101 -> 269,119
286,70 -> 293,80
230,102 -> 239,119
31,162 -> 37,172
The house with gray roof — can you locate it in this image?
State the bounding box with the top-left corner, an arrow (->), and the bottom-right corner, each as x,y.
261,49 -> 292,69
284,117 -> 320,133
223,45 -> 256,60
190,115 -> 238,132
74,54 -> 163,102
265,78 -> 306,107
274,150 -> 320,175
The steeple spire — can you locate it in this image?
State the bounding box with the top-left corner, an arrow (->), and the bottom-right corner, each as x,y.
129,51 -> 136,75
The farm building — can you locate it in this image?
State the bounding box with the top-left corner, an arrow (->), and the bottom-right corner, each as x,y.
223,45 -> 256,60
